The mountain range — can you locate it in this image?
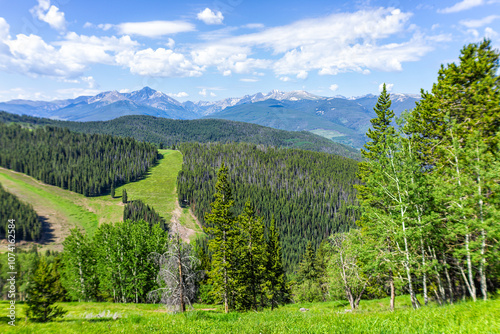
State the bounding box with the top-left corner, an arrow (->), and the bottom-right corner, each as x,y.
0,87 -> 420,149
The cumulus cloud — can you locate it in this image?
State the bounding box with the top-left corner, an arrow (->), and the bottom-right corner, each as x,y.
199,88 -> 207,96
191,8 -> 432,78
116,21 -> 195,37
170,91 -> 189,98
460,15 -> 500,28
81,76 -> 97,89
438,0 -> 485,13
116,48 -> 203,77
329,84 -> 339,92
379,83 -> 394,92
30,0 -> 67,31
197,8 -> 224,25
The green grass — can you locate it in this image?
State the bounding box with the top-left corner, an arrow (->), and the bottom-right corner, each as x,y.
113,149 -> 183,223
1,296 -> 497,333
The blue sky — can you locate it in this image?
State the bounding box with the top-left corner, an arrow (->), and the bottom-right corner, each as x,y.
0,0 -> 499,102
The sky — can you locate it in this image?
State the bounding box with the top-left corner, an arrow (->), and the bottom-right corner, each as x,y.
0,0 -> 499,102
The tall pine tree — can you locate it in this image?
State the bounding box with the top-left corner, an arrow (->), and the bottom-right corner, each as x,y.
205,163 -> 238,313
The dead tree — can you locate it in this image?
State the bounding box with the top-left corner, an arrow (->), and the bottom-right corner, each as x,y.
148,232 -> 199,312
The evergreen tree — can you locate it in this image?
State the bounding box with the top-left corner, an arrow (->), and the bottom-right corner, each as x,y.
26,258 -> 67,322
408,39 -> 500,163
236,201 -> 266,310
362,83 -> 395,160
122,189 -> 128,204
205,163 -> 238,313
262,216 -> 288,310
110,184 -> 115,198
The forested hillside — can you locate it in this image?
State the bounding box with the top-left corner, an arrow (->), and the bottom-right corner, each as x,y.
177,142 -> 360,269
0,112 -> 361,160
0,183 -> 41,241
0,123 -> 158,197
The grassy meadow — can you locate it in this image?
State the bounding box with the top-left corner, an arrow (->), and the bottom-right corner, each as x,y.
0,296 -> 497,333
0,149 -> 201,251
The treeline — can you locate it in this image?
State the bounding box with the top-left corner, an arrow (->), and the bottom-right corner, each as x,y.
0,183 -> 41,241
177,142 -> 360,270
62,220 -> 169,303
333,40 -> 500,309
123,199 -> 168,231
0,123 -> 158,197
0,112 -> 361,160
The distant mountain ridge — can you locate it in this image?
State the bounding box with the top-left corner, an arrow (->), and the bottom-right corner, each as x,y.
0,87 -> 420,148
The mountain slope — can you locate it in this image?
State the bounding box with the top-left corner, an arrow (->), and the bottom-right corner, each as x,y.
0,111 -> 361,160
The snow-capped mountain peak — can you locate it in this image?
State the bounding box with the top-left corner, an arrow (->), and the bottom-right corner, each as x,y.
87,91 -> 128,105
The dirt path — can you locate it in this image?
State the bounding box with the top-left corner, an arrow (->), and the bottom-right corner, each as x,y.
169,201 -> 197,243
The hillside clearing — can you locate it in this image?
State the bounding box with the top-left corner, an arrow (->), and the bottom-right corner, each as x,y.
0,150 -> 202,251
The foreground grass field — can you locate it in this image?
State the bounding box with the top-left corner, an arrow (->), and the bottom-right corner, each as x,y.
0,150 -> 201,251
1,296 -> 497,333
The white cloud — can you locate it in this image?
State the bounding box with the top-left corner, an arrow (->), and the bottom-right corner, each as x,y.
55,88 -> 101,98
243,23 -> 265,29
484,27 -> 499,39
199,88 -> 207,96
197,8 -> 224,25
30,0 -> 67,31
210,92 -> 216,97
438,0 -> 485,13
379,83 -> 394,92
166,38 -> 175,49
81,76 -> 97,89
116,21 -> 195,37
223,70 -> 231,76
296,70 -> 308,79
83,22 -> 93,29
116,48 -> 203,77
279,76 -> 291,82
329,84 -> 339,92
460,15 -> 500,28
98,23 -> 113,31
170,91 -> 189,98
191,8 -> 431,78
240,78 -> 258,82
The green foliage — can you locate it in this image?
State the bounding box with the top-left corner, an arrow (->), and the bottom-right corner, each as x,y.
122,189 -> 127,204
26,258 -> 67,322
408,39 -> 500,163
0,123 -> 158,197
178,142 -> 359,270
262,217 -> 288,309
61,229 -> 99,302
123,199 -> 167,231
235,201 -> 267,310
0,183 -> 41,241
61,220 -> 170,303
205,163 -> 238,313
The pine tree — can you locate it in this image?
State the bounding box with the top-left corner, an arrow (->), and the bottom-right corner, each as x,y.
408,39 -> 500,163
205,163 -> 238,313
122,188 -> 128,204
110,183 -> 115,198
26,258 -> 67,322
236,201 -> 266,310
262,216 -> 287,310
